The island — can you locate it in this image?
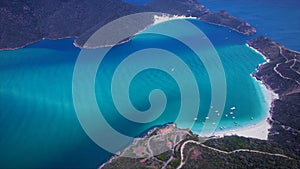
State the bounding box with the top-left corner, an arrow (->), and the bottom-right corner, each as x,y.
0,0 -> 256,50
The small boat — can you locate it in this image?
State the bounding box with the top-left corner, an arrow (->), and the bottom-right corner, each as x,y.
229,112 -> 234,115
230,107 -> 236,110
215,110 -> 219,113
171,68 -> 175,72
217,113 -> 220,116
193,117 -> 198,121
219,126 -> 225,130
225,114 -> 228,117
205,116 -> 210,120
232,116 -> 236,119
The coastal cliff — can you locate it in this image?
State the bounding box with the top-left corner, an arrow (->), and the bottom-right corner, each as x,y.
0,0 -> 256,50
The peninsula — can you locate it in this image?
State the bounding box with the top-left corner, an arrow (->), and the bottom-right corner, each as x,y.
0,0 -> 256,50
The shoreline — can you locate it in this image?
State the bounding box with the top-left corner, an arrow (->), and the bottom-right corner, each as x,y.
75,14 -> 197,49
98,36 -> 300,168
0,36 -> 79,51
212,79 -> 275,140
1,9 -> 256,51
210,44 -> 279,140
198,19 -> 255,36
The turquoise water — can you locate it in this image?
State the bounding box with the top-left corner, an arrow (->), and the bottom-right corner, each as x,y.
0,20 -> 266,168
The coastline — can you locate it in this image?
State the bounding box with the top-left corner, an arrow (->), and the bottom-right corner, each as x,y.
0,36 -> 79,51
1,0 -> 256,51
198,19 -> 255,36
98,36 -> 300,168
212,79 -> 275,140
211,43 -> 279,140
74,14 -> 197,49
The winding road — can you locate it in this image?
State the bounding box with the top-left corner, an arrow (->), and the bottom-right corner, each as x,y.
177,140 -> 295,169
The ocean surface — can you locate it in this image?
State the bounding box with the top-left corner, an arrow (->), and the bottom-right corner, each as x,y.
1,1 -> 299,167
124,0 -> 300,51
199,0 -> 300,51
0,19 -> 267,168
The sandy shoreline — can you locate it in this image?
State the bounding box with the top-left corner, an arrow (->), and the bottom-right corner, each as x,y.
213,81 -> 276,140
211,44 -> 279,140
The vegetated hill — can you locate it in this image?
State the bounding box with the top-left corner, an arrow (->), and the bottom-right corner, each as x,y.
0,0 -> 256,50
0,0 -> 143,49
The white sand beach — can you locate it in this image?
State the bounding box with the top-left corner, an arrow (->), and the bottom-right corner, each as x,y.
212,45 -> 279,140
213,82 -> 276,140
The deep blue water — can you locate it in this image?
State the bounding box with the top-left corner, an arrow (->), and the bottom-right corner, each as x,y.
124,0 -> 300,51
123,0 -> 150,5
199,0 -> 300,51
